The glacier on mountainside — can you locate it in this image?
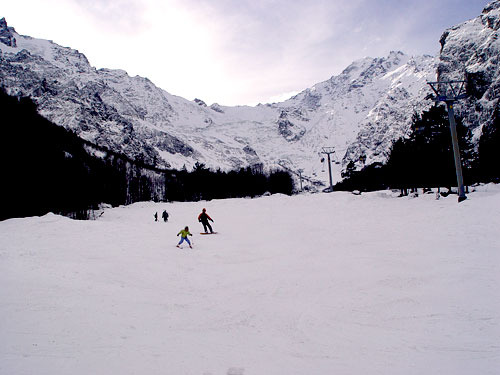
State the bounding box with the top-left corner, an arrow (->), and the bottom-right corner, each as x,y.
1,2 -> 499,186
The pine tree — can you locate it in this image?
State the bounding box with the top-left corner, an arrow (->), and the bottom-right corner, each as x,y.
387,104 -> 474,189
478,108 -> 500,182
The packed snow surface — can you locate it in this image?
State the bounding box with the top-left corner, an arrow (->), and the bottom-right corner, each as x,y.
1,187 -> 499,375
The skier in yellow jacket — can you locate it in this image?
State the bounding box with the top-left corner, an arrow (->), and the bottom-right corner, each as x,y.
176,226 -> 193,248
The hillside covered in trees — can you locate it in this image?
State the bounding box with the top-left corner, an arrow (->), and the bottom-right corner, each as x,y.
335,104 -> 500,193
0,89 -> 294,220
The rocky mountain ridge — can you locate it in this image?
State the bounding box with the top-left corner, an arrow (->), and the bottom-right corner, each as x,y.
1,1 -> 498,186
437,1 -> 500,139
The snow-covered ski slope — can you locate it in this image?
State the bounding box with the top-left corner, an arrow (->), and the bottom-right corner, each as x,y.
1,187 -> 499,375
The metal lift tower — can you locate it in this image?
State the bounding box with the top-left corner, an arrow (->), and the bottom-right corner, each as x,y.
321,147 -> 336,192
427,80 -> 468,202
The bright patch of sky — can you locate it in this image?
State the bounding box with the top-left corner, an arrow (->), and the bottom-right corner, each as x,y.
1,0 -> 489,106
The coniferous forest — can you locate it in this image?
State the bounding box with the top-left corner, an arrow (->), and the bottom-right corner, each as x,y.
0,89 -> 294,221
335,104 -> 500,193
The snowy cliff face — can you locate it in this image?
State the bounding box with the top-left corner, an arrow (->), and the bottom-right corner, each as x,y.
0,24 -> 191,167
0,16 -> 468,185
438,0 -> 500,139
281,52 -> 437,169
0,18 -> 16,47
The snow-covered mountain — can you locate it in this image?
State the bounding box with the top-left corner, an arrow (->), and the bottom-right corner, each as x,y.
0,18 -> 434,184
1,1 -> 498,185
437,1 -> 500,140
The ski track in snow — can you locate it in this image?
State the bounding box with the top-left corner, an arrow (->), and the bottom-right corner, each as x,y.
1,186 -> 500,375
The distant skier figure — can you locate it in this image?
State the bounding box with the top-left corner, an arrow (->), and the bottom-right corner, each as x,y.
154,212 -> 158,222
162,210 -> 169,222
177,226 -> 193,248
198,208 -> 214,233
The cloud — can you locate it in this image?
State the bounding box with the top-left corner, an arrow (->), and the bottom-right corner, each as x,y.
69,0 -> 150,34
157,0 -> 368,104
140,0 -> 487,105
266,90 -> 300,104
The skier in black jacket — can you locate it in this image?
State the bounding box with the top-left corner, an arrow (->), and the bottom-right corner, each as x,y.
162,210 -> 169,222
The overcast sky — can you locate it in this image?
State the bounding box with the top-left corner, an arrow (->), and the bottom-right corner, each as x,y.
2,0 -> 490,106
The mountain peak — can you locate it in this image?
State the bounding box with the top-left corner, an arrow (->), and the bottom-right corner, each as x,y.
483,0 -> 500,14
388,50 -> 405,57
0,17 -> 17,47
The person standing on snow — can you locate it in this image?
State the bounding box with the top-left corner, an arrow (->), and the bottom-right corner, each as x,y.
177,226 -> 193,248
162,210 -> 169,222
198,208 -> 214,233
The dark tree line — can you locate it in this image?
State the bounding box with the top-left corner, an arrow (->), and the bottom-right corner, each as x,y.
0,89 -> 164,220
0,89 -> 294,221
477,106 -> 500,182
386,105 -> 474,191
164,163 -> 294,202
336,104 -> 500,192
